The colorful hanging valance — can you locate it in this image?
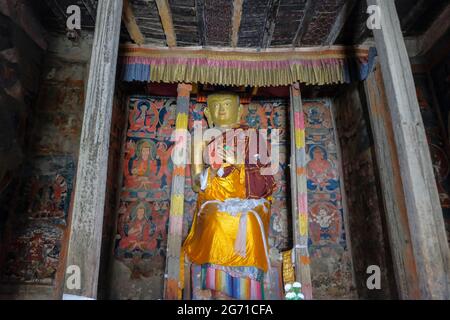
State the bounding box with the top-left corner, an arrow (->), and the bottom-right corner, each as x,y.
120,46 -> 375,87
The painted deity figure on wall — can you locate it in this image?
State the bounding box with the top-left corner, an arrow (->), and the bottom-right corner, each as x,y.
124,139 -> 157,189
245,103 -> 261,128
118,202 -> 157,255
307,146 -> 338,192
309,202 -> 341,244
183,93 -> 275,300
159,105 -> 176,137
128,100 -> 159,135
156,141 -> 173,186
27,173 -> 68,220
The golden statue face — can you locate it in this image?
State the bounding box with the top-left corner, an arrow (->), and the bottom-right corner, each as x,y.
205,93 -> 242,128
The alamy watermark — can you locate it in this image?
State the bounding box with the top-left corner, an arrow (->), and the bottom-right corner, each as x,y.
170,123 -> 281,176
367,265 -> 382,290
66,5 -> 81,31
66,265 -> 81,290
367,5 -> 382,30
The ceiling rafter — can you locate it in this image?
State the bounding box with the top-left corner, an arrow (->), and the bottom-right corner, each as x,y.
231,0 -> 244,48
323,0 -> 358,46
123,0 -> 145,45
401,0 -> 428,34
261,0 -> 281,49
195,0 -> 206,46
155,0 -> 177,47
292,0 -> 318,47
420,3 -> 450,55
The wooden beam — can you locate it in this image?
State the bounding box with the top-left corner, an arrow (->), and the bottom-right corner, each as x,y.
261,0 -> 281,49
364,64 -> 421,299
400,0 -> 428,34
231,0 -> 244,47
155,0 -> 177,47
122,0 -> 145,45
289,83 -> 313,299
164,83 -> 192,300
62,0 -> 123,300
323,0 -> 357,46
419,3 -> 450,55
367,0 -> 450,299
0,0 -> 48,50
195,0 -> 206,46
292,0 -> 317,47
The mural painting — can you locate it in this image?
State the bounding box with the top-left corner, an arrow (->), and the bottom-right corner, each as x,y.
114,97 -> 176,286
0,56 -> 85,293
1,156 -> 75,285
304,100 -> 355,299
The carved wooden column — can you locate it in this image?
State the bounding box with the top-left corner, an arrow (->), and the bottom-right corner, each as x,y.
62,0 -> 123,300
289,83 -> 313,299
164,83 -> 192,300
367,0 -> 449,299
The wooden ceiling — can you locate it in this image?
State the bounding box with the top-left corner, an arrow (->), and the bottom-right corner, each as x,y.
36,0 -> 450,48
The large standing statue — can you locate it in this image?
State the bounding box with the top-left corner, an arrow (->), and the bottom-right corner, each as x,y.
183,93 -> 275,300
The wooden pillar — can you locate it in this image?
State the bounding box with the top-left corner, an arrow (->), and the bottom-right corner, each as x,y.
164,83 -> 192,300
62,0 -> 123,300
289,83 -> 313,299
364,65 -> 421,299
367,0 -> 449,299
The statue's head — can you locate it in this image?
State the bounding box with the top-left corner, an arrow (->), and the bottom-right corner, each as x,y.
204,92 -> 242,128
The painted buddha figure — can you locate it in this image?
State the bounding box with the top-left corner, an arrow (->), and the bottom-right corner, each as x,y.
183,93 -> 275,300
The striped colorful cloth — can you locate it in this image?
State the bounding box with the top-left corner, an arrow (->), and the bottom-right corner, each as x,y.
201,265 -> 265,300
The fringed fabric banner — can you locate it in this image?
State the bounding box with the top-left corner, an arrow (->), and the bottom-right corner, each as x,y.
120,46 -> 375,87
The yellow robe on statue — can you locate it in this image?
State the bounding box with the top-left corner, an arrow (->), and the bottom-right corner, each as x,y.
183,164 -> 271,272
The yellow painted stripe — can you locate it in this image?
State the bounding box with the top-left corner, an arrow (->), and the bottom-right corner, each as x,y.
176,113 -> 188,129
295,129 -> 305,149
170,194 -> 185,217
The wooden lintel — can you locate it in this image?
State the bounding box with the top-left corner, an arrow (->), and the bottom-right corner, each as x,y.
155,0 -> 177,47
122,0 -> 145,45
